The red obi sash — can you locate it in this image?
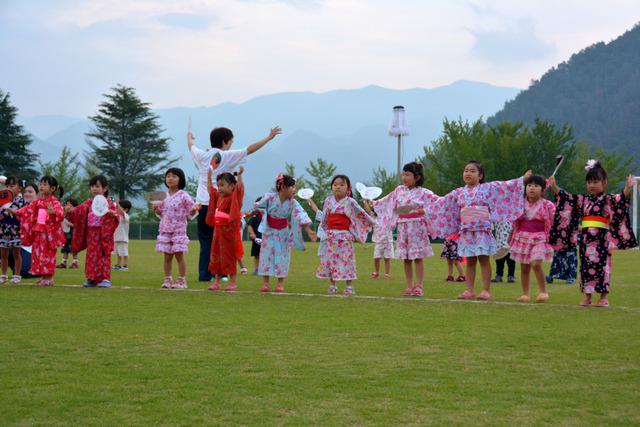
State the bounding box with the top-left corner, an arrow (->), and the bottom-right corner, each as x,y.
399,213 -> 423,219
267,216 -> 289,230
519,219 -> 544,233
327,213 -> 350,230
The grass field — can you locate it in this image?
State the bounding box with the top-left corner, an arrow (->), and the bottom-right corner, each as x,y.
1,240 -> 639,426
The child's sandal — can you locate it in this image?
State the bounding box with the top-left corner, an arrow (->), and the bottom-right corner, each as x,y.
456,275 -> 466,282
371,272 -> 380,279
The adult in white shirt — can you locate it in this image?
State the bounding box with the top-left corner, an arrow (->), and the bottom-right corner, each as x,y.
189,126 -> 282,281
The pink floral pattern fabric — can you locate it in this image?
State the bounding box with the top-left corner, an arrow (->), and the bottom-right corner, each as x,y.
509,198 -> 555,264
155,190 -> 194,254
316,196 -> 374,280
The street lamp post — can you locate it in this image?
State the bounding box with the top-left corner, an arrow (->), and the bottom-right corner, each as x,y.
388,106 -> 409,184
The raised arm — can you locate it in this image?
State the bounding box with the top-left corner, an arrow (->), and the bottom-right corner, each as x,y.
246,127 -> 282,155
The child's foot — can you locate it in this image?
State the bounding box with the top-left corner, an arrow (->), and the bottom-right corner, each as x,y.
456,275 -> 466,282
83,280 -> 97,287
10,275 -> 22,284
517,294 -> 530,302
120,266 -> 129,271
70,260 -> 79,269
383,273 -> 391,279
490,276 -> 502,283
112,265 -> 121,271
56,262 -> 67,269
260,284 -> 270,292
596,298 -> 609,308
507,276 -> 516,283
172,277 -> 188,289
402,287 -> 413,296
445,275 -> 455,282
371,272 -> 380,279
579,298 -> 592,307
0,275 -> 8,284
37,278 -> 55,287
344,285 -> 355,296
223,283 -> 237,292
97,280 -> 111,288
412,286 -> 424,297
161,277 -> 173,289
476,291 -> 491,301
275,284 -> 285,293
535,293 -> 549,303
458,290 -> 476,299
328,285 -> 338,295
208,283 -> 221,291
545,275 -> 553,284
240,267 -> 248,275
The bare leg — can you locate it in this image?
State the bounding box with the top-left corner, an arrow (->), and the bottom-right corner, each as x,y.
414,258 -> 424,288
403,259 -> 414,289
455,260 -> 464,276
13,248 -> 21,276
384,258 -> 391,275
163,253 -> 173,277
174,252 -> 186,277
465,256 -> 478,292
262,275 -> 270,287
478,256 -> 492,292
373,258 -> 381,274
1,248 -> 8,275
447,259 -> 453,276
531,260 -> 546,294
520,263 -> 531,296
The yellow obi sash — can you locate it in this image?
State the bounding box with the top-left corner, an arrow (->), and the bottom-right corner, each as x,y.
581,215 -> 609,229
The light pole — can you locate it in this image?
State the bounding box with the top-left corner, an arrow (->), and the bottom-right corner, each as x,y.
388,106 -> 409,184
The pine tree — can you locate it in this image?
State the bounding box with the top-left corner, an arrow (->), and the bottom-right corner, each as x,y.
39,146 -> 83,200
0,90 -> 38,180
86,85 -> 178,199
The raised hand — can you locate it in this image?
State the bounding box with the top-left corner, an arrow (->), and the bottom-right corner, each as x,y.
547,176 -> 560,194
268,126 -> 282,139
523,169 -> 533,181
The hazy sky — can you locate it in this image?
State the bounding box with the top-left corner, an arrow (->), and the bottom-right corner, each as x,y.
1,0 -> 639,117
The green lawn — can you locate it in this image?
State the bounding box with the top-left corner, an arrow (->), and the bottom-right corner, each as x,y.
1,241 -> 639,426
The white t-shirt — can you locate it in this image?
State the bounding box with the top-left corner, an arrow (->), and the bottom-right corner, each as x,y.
191,145 -> 248,204
114,212 -> 130,242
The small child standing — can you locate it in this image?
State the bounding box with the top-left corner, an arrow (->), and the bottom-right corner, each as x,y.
440,234 -> 465,282
509,175 -> 555,303
57,198 -> 79,269
206,168 -> 244,291
114,199 -> 131,271
154,168 -> 197,289
245,197 -> 263,275
362,199 -> 393,279
316,175 -> 374,295
66,176 -> 120,288
0,177 -> 27,284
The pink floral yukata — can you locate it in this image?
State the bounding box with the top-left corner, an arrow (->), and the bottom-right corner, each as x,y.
509,198 -> 555,264
155,190 -> 195,254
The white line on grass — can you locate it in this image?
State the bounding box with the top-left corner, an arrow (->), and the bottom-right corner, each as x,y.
15,283 -> 640,313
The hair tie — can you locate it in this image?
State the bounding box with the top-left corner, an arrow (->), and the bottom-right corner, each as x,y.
585,159 -> 598,171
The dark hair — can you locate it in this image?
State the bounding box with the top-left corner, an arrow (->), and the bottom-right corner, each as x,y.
24,183 -> 38,194
119,199 -> 132,211
275,174 -> 296,192
40,175 -> 64,198
64,198 -> 79,207
216,172 -> 237,186
585,160 -> 607,182
164,168 -> 186,190
402,162 -> 425,186
89,175 -> 109,196
210,127 -> 234,149
5,176 -> 21,187
331,174 -> 352,196
465,160 -> 485,183
524,174 -> 547,190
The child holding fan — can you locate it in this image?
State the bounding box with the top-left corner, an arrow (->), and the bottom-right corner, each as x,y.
509,175 -> 555,302
66,176 -> 120,288
374,162 -> 439,297
548,160 -> 637,307
430,161 -> 530,301
255,173 -> 317,293
0,177 -> 27,284
316,175 -> 374,295
206,167 -> 244,291
362,199 -> 394,280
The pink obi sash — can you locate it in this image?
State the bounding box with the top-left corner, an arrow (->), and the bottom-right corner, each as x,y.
267,216 -> 289,230
399,213 -> 423,220
327,213 -> 350,230
214,210 -> 231,226
519,219 -> 544,233
460,205 -> 490,226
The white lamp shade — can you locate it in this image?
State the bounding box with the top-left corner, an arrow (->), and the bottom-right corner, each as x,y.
388,106 -> 410,136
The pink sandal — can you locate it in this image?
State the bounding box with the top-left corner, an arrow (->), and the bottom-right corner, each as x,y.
260,284 -> 270,293
402,287 -> 414,296
412,286 -> 424,297
207,283 -> 221,291
371,272 -> 380,279
457,290 -> 476,300
579,298 -> 592,307
383,273 -> 391,279
476,291 -> 491,301
274,284 -> 285,293
595,299 -> 609,307
535,293 -> 549,303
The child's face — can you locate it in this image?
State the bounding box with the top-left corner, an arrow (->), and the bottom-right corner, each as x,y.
402,171 -> 417,187
280,185 -> 296,199
526,183 -> 543,200
331,178 -> 349,198
586,179 -> 606,195
463,164 -> 482,186
165,172 -> 180,189
90,182 -> 107,196
23,186 -> 37,202
7,182 -> 21,195
217,179 -> 235,195
39,181 -> 53,196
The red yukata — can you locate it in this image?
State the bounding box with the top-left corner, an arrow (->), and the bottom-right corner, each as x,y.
17,196 -> 65,276
207,181 -> 244,275
67,198 -> 120,283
